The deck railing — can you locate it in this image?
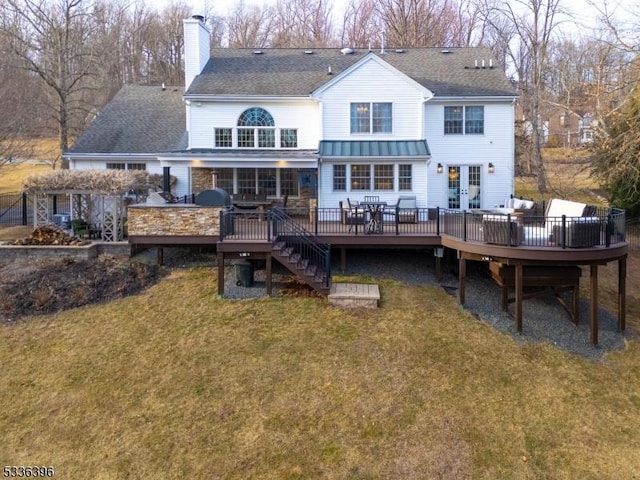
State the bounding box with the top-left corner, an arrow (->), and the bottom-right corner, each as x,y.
439,207 -> 626,248
219,206 -> 626,249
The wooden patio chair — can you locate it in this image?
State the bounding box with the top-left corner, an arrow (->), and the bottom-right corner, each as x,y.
341,199 -> 365,232
395,196 -> 419,224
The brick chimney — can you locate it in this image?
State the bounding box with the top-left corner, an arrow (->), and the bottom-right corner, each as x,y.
183,15 -> 210,91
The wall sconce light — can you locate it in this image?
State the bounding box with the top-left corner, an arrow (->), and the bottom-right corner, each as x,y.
488,162 -> 495,173
436,163 -> 443,174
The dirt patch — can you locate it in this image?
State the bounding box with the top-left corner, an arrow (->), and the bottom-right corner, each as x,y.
0,255 -> 163,323
278,277 -> 324,298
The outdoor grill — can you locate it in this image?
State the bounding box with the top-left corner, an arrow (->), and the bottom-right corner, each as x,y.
146,191 -> 177,205
195,188 -> 234,234
194,188 -> 231,207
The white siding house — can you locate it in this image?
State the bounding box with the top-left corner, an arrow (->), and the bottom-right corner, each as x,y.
65,15 -> 517,211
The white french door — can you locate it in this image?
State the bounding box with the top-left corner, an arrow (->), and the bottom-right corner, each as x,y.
447,165 -> 481,210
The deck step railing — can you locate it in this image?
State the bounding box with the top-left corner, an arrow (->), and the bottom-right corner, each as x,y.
270,208 -> 331,292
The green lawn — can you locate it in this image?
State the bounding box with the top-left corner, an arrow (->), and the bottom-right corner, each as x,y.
1,267 -> 639,479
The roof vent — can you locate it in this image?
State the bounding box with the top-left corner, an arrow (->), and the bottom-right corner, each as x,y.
327,66 -> 333,75
395,48 -> 405,53
304,50 -> 313,54
340,47 -> 353,55
253,50 -> 263,55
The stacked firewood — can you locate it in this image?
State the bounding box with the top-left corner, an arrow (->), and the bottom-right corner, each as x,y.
12,225 -> 89,246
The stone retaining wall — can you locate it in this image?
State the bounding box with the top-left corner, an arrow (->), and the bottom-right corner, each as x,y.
128,204 -> 223,236
0,242 -> 132,262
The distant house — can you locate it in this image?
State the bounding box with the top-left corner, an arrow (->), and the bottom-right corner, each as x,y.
65,15 -> 517,211
545,108 -> 598,147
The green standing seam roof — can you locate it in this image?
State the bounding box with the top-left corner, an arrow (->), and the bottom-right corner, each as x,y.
318,140 -> 430,158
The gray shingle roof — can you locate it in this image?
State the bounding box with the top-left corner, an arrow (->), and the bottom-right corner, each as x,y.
66,85 -> 186,155
186,47 -> 516,98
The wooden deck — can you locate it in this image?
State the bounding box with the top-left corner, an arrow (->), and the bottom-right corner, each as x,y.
128,208 -> 629,345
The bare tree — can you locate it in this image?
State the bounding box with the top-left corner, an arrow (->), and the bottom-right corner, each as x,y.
374,0 -> 460,47
0,0 -> 101,168
484,0 -> 567,193
269,0 -> 335,47
227,1 -> 272,47
0,58 -> 38,168
339,0 -> 380,48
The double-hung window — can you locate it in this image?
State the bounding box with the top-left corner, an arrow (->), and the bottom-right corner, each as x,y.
350,103 -> 392,134
333,165 -> 346,191
444,106 -> 484,134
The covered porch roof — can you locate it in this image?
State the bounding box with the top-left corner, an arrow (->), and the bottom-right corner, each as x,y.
157,149 -> 318,169
319,140 -> 431,159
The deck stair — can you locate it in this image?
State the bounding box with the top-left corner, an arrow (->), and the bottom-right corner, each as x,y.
270,209 -> 331,295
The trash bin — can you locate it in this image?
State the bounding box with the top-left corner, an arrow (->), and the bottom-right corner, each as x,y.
232,259 -> 254,287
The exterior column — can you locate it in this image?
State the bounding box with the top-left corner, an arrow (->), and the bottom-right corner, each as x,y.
163,166 -> 171,193
266,253 -> 272,296
515,262 -> 523,333
619,255 -> 627,332
590,265 -> 598,345
458,255 -> 466,305
217,252 -> 225,296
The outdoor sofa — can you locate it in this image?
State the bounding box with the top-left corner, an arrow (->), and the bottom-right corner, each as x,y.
484,198 -> 601,247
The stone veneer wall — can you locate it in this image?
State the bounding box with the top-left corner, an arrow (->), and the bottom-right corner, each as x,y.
192,168 -> 213,195
128,205 -> 223,236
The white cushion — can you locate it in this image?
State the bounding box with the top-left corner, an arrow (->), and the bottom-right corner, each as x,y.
512,198 -> 526,209
491,207 -> 515,215
504,198 -> 515,208
567,216 -> 599,224
546,198 -> 586,218
483,214 -> 516,222
524,225 -> 551,239
523,200 -> 535,209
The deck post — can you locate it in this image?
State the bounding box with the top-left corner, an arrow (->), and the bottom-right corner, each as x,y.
217,252 -> 225,296
458,254 -> 466,305
434,248 -> 443,281
572,284 -> 580,325
515,262 -> 523,333
436,207 -> 440,235
619,255 -> 626,331
157,247 -> 164,266
266,253 -> 272,295
590,265 -> 598,345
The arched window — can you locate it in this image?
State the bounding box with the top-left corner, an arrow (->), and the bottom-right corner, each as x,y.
237,108 -> 275,127
237,108 -> 276,148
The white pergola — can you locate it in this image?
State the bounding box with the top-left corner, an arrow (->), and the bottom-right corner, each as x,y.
24,170 -> 160,242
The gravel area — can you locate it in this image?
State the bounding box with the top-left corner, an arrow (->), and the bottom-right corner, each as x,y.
335,248 -> 631,361
137,247 -> 632,360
